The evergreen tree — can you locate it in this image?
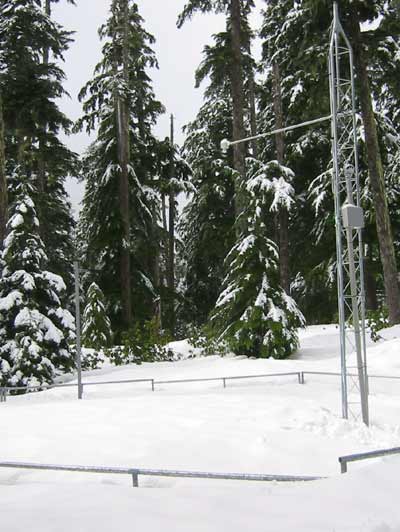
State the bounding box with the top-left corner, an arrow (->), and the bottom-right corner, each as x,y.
77,0 -> 164,337
0,0 -> 78,299
301,0 -> 400,323
259,0 -> 400,322
82,282 -> 112,352
179,21 -> 257,328
178,0 -> 254,229
153,135 -> 192,334
259,0 -> 336,322
211,159 -> 304,358
0,173 -> 75,388
180,94 -> 236,326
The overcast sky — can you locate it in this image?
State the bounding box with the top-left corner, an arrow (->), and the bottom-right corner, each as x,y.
52,0 -> 264,213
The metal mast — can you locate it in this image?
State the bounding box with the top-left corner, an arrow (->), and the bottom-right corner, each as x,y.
329,2 -> 369,424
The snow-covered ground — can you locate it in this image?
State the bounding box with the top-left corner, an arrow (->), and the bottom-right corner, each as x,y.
1,324 -> 400,531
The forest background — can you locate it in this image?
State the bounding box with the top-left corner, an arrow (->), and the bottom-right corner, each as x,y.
0,0 -> 399,388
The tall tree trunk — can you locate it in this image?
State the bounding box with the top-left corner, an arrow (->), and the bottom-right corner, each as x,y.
364,245 -> 378,312
160,192 -> 168,326
347,13 -> 400,324
247,41 -> 258,159
167,114 -> 176,336
0,93 -> 8,244
229,0 -> 246,232
37,0 -> 51,194
116,0 -> 132,329
272,62 -> 290,293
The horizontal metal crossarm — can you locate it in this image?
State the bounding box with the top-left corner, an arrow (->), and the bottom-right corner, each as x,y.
221,114 -> 333,150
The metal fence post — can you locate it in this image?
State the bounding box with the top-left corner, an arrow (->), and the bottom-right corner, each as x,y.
151,380 -> 155,392
74,261 -> 83,400
131,470 -> 139,487
223,378 -> 226,389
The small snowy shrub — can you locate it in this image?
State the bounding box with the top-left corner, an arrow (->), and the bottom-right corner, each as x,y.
81,282 -> 113,369
187,324 -> 229,357
366,307 -> 389,342
108,319 -> 174,365
80,347 -> 107,371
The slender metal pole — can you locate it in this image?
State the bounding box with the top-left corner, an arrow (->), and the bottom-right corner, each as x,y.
74,261 -> 83,400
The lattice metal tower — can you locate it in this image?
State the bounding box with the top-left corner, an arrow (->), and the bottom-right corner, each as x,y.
329,2 -> 369,425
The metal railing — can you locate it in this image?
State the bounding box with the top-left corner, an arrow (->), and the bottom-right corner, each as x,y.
2,369 -> 400,402
0,372 -> 304,401
338,446 -> 400,473
0,461 -> 323,487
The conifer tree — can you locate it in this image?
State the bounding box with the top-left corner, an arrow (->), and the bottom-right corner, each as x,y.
82,282 -> 112,352
259,0 -> 336,322
0,173 -> 75,388
211,159 -> 304,358
0,0 -> 78,298
77,0 -> 164,337
179,21 -> 257,327
291,0 -> 400,323
178,0 -> 254,228
180,94 -> 236,325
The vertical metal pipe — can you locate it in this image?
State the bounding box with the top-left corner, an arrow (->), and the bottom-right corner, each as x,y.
74,261 -> 83,400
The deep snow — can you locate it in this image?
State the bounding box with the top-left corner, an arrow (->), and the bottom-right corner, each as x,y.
1,324 -> 400,531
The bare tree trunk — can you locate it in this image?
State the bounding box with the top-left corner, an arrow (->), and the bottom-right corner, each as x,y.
154,242 -> 162,332
167,114 -> 176,336
347,13 -> 400,324
272,62 -> 290,293
229,0 -> 246,232
0,93 -> 8,244
116,0 -> 132,329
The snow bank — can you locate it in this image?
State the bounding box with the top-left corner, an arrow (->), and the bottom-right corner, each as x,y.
1,459 -> 399,531
1,325 -> 400,531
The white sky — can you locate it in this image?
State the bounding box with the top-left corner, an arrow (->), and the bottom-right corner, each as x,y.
52,0 -> 264,213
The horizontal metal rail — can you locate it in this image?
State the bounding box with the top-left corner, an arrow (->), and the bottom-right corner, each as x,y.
78,378 -> 155,390
0,461 -> 323,487
0,372 -> 302,401
339,446 -> 400,473
3,370 -> 400,402
155,372 -> 302,388
301,371 -> 400,382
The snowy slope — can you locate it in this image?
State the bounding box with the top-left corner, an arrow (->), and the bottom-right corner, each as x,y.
1,325 -> 400,531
